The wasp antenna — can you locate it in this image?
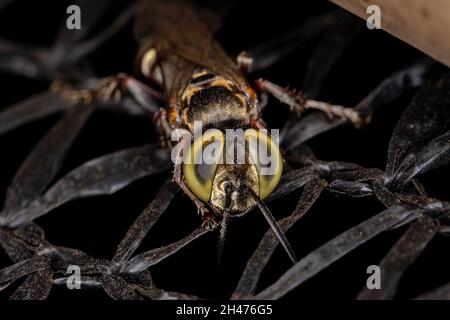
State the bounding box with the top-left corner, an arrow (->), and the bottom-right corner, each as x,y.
217,186 -> 233,266
250,189 -> 297,264
216,210 -> 230,266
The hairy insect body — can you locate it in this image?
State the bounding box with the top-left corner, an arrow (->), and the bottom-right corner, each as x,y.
181,68 -> 255,132
135,0 -> 283,219
179,70 -> 260,214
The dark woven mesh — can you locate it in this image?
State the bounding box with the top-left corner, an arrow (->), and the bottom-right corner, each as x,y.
0,0 -> 449,300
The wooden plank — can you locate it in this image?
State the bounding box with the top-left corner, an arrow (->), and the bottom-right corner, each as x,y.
330,0 -> 450,67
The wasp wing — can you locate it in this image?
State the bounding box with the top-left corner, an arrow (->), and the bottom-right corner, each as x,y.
133,0 -> 246,102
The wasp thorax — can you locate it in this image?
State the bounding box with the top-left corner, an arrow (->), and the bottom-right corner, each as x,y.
210,163 -> 259,215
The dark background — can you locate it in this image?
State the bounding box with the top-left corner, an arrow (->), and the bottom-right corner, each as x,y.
0,0 -> 448,300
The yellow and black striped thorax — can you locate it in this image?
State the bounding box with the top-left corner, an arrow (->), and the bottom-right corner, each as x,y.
181,69 -> 254,131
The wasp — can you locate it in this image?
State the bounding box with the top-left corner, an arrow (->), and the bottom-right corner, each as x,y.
56,0 -> 365,263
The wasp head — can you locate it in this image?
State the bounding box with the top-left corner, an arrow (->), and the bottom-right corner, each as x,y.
209,163 -> 259,215
182,128 -> 283,217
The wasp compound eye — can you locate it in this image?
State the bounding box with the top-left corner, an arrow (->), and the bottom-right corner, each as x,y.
244,129 -> 283,200
182,129 -> 224,202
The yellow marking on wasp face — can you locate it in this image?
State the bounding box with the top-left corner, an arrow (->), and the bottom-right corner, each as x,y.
140,48 -> 157,77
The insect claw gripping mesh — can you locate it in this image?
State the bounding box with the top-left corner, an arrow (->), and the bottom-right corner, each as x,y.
0,0 -> 449,300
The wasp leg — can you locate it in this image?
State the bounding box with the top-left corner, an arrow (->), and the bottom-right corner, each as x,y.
52,73 -> 162,115
174,168 -> 219,229
153,107 -> 182,148
237,51 -> 253,75
173,138 -> 219,230
154,108 -> 218,229
175,175 -> 218,230
254,78 -> 369,128
0,72 -> 162,138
